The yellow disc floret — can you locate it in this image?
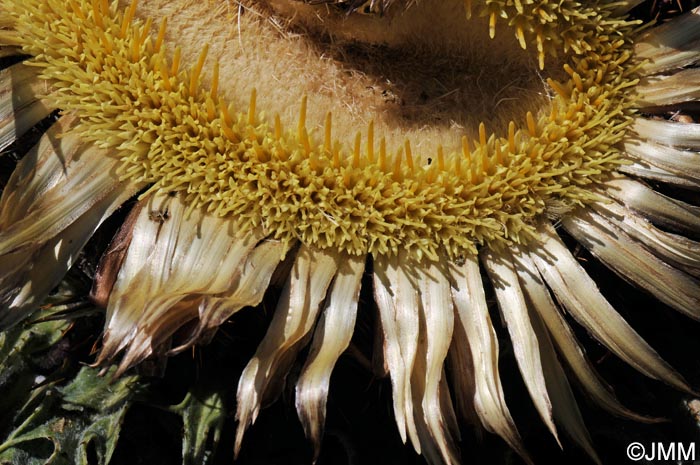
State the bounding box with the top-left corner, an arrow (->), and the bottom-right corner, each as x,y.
0,0 -> 641,260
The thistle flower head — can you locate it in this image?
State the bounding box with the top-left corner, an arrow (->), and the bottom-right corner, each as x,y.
1,0 -> 700,463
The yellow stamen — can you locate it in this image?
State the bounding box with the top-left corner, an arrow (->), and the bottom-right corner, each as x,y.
516,25 -> 526,49
367,121 -> 374,163
324,112 -> 332,153
190,44 -> 209,97
247,88 -> 256,126
154,18 -> 167,53
302,129 -> 316,170
379,138 -> 387,171
547,78 -> 569,98
495,142 -> 503,165
221,102 -> 233,127
139,17 -> 152,47
536,34 -> 545,69
69,0 -> 86,21
508,121 -> 516,153
131,31 -> 141,62
92,0 -> 103,28
298,95 -> 307,141
206,97 -> 216,121
98,28 -> 113,54
479,122 -> 487,148
120,0 -> 138,39
171,46 -> 181,76
159,59 -> 171,91
302,128 -> 311,156
527,111 -> 537,137
393,147 -> 403,179
274,114 -> 282,140
221,108 -> 236,141
461,136 -> 471,166
404,140 -> 414,172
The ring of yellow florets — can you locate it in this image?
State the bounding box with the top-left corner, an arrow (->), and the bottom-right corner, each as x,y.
2,0 -> 640,261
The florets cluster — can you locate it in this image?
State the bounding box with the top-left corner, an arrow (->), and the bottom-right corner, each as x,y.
2,0 -> 640,260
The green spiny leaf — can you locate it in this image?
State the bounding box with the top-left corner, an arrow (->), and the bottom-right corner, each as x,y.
171,388 -> 226,465
0,365 -> 145,465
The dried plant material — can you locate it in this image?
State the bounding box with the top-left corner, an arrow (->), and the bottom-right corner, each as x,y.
1,0 -> 700,463
0,64 -> 53,152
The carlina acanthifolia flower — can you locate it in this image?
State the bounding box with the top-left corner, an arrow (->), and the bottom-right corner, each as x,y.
1,0 -> 700,463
